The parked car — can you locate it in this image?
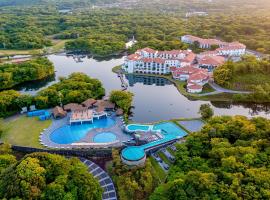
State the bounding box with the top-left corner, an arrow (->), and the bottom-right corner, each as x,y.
162,162 -> 169,170
170,145 -> 177,151
152,153 -> 162,162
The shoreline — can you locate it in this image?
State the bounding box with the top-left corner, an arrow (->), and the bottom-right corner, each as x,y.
112,65 -> 235,102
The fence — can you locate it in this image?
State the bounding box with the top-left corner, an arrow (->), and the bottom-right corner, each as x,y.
12,145 -> 113,158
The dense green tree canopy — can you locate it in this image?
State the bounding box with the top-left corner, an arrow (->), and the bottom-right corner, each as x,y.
36,72 -> 105,108
214,56 -> 270,102
0,57 -> 54,89
150,115 -> 270,200
0,152 -> 103,200
199,104 -> 214,120
109,90 -> 133,120
111,149 -> 158,200
1,2 -> 270,54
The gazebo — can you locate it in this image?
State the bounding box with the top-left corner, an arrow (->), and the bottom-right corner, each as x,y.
64,103 -> 85,112
52,106 -> 67,119
94,100 -> 115,111
82,98 -> 97,108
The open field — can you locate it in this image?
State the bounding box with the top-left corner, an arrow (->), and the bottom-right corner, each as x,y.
1,116 -> 52,148
0,39 -> 70,57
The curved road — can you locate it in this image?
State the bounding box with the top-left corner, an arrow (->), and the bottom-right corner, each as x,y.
208,81 -> 251,94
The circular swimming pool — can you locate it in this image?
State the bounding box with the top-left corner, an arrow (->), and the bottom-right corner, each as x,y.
93,132 -> 117,143
50,117 -> 115,144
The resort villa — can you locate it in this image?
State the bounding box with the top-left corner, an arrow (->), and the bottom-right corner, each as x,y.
122,47 -> 196,74
171,66 -> 209,93
181,35 -> 246,56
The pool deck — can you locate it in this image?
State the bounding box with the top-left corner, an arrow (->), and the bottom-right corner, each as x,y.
177,119 -> 205,132
40,113 -> 131,149
121,122 -> 188,163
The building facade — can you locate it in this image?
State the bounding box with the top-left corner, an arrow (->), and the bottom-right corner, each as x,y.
122,48 -> 196,74
181,35 -> 246,56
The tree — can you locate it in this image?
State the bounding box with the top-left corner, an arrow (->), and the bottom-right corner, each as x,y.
199,104 -> 213,120
0,152 -> 102,200
109,90 -> 133,120
150,116 -> 270,200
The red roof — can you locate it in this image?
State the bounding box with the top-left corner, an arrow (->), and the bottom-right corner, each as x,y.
198,55 -> 225,66
184,35 -> 226,46
217,42 -> 246,51
142,57 -> 165,64
140,47 -> 157,54
181,52 -> 196,63
187,83 -> 202,90
189,71 -> 209,81
127,54 -> 141,61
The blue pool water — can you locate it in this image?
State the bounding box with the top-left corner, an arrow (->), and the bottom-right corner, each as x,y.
93,132 -> 117,143
50,117 -> 115,144
126,124 -> 151,132
122,122 -> 187,161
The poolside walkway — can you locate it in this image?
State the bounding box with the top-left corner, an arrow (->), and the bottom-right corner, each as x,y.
79,157 -> 117,200
40,113 -> 131,149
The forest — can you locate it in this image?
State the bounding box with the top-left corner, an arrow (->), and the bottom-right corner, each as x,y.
0,145 -> 102,200
0,57 -> 54,89
150,115 -> 270,200
0,73 -> 105,117
35,72 -> 105,108
214,56 -> 270,102
1,3 -> 270,56
109,149 -> 159,200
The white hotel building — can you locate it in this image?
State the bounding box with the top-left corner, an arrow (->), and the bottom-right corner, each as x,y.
122,48 -> 196,74
181,35 -> 246,57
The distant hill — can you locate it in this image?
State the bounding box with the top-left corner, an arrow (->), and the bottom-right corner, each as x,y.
0,0 -> 115,8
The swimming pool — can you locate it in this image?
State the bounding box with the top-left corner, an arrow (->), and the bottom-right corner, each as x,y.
93,132 -> 117,143
50,117 -> 115,144
121,122 -> 187,161
126,124 -> 152,132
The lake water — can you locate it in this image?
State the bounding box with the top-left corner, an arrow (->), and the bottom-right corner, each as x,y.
17,54 -> 270,123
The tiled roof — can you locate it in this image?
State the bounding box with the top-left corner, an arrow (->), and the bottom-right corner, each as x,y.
187,83 -> 202,90
198,55 -> 225,66
189,71 -> 209,81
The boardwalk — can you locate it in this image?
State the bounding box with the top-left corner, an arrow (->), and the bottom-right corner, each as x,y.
79,157 -> 117,200
118,72 -> 128,90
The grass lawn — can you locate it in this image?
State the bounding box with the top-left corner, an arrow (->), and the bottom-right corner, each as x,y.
0,39 -> 71,57
149,157 -> 167,182
201,83 -> 215,94
1,116 -> 52,148
0,49 -> 43,56
48,39 -> 71,53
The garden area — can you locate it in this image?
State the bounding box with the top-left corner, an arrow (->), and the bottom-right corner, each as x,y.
1,116 -> 51,148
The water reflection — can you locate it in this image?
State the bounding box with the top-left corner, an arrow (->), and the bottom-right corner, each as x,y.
12,74 -> 56,95
13,54 -> 270,122
125,74 -> 171,86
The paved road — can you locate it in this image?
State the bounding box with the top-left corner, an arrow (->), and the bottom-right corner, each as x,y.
208,81 -> 251,94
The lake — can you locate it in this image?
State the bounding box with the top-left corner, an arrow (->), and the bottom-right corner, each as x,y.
16,54 -> 270,123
